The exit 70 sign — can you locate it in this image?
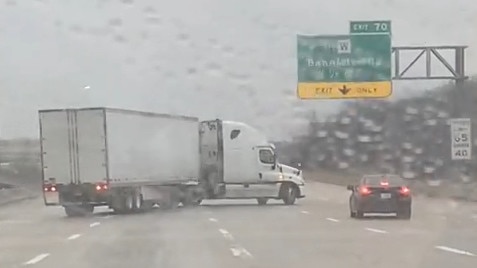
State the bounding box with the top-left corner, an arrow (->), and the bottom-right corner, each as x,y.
350,20 -> 392,35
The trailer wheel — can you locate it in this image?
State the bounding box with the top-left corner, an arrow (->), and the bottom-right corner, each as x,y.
133,193 -> 143,212
159,189 -> 180,210
181,187 -> 200,207
124,194 -> 134,213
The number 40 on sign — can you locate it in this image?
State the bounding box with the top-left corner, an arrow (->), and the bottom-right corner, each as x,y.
450,118 -> 472,160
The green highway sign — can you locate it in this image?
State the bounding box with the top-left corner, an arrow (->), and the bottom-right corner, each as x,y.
350,20 -> 391,35
297,33 -> 392,99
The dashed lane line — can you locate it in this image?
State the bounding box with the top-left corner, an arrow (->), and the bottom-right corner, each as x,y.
218,228 -> 234,240
230,245 -> 253,259
67,234 -> 81,240
89,222 -> 100,228
301,210 -> 310,214
209,217 -> 218,222
326,217 -> 340,222
365,227 -> 388,234
24,253 -> 50,265
435,246 -> 475,257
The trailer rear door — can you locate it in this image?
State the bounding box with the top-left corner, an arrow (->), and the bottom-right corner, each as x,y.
75,109 -> 108,184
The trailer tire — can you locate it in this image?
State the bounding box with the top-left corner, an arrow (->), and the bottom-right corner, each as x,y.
181,187 -> 201,207
133,193 -> 143,212
124,194 -> 134,213
159,189 -> 180,210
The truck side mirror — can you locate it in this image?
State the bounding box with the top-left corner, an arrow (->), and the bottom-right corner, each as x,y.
347,185 -> 354,191
271,154 -> 277,170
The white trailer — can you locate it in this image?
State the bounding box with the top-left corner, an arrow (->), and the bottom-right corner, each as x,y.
39,107 -> 200,216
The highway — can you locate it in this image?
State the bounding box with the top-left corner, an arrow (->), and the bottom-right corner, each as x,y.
1,182 -> 476,268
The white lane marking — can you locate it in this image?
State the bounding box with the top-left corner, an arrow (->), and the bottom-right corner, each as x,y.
230,246 -> 253,259
365,228 -> 388,234
435,246 -> 475,256
326,217 -> 340,222
219,228 -> 234,240
102,215 -> 114,219
89,222 -> 100,228
67,234 -> 81,240
24,253 -> 50,265
209,218 -> 218,222
301,210 -> 310,214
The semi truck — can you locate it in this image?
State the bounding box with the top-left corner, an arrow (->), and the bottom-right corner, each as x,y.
39,107 -> 305,216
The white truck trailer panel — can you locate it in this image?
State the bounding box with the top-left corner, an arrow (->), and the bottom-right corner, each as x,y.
105,108 -> 200,186
40,110 -> 76,185
40,108 -> 200,187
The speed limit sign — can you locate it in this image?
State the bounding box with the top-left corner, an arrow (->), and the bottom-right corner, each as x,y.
450,118 -> 472,160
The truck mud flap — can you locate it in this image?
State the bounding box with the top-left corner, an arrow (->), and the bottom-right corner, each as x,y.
44,192 -> 60,205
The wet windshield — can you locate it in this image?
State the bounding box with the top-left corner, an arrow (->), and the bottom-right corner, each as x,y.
0,1 -> 476,268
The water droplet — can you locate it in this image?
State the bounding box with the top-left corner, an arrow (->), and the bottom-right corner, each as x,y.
205,62 -> 221,76
124,57 -> 135,65
113,34 -> 127,43
145,16 -> 161,26
143,6 -> 156,14
187,67 -> 197,75
141,31 -> 149,40
69,25 -> 84,34
5,0 -> 16,6
108,18 -> 123,27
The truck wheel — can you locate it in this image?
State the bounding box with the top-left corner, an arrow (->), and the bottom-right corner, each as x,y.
257,198 -> 268,205
280,183 -> 298,205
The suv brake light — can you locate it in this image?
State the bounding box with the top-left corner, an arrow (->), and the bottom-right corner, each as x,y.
399,186 -> 410,196
359,186 -> 371,195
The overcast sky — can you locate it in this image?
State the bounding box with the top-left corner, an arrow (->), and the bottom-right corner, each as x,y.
0,0 -> 475,139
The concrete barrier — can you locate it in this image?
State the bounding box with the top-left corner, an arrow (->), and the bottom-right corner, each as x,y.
0,187 -> 38,206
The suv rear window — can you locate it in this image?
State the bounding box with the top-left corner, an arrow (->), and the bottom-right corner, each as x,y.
362,175 -> 404,186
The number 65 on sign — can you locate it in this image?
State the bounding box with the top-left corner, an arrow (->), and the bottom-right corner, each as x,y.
450,118 -> 472,160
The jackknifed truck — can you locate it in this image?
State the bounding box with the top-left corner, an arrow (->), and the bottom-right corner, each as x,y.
39,107 -> 305,217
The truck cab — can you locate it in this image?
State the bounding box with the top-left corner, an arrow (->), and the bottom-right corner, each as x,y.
199,120 -> 305,205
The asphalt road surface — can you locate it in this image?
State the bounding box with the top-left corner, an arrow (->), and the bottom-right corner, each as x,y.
1,182 -> 477,268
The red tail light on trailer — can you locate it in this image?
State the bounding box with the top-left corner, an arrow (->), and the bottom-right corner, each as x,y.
95,182 -> 108,191
43,184 -> 57,192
